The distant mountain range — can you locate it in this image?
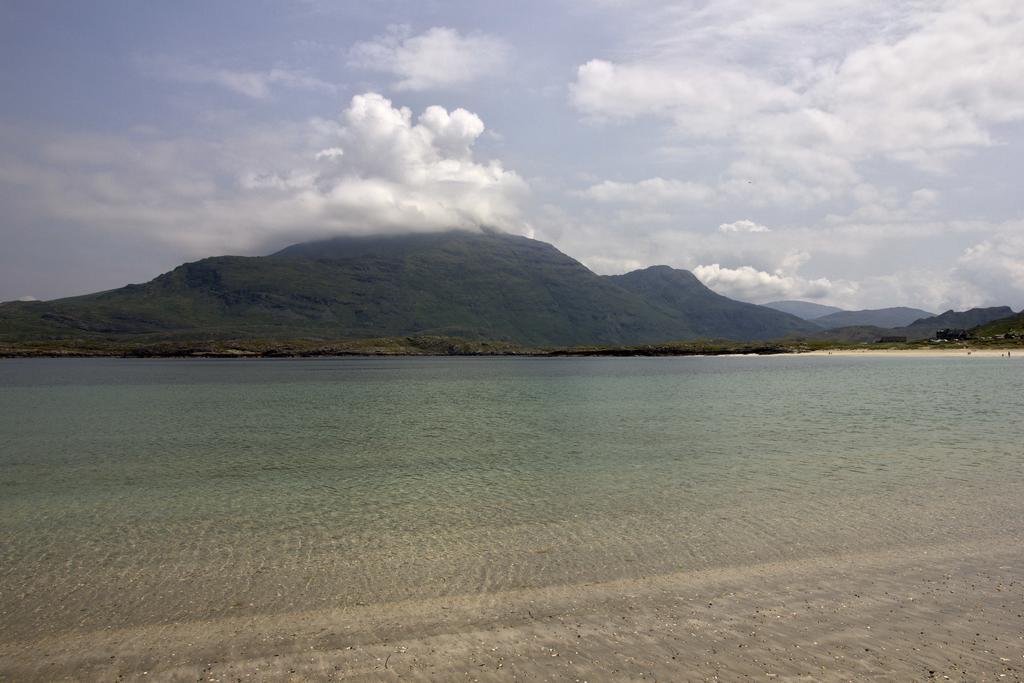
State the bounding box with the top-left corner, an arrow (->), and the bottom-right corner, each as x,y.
811,307 -> 937,329
1,231 -> 1017,348
764,300 -> 935,328
808,307 -> 1016,343
763,300 -> 844,319
0,231 -> 818,346
763,299 -> 1021,342
896,307 -> 1015,339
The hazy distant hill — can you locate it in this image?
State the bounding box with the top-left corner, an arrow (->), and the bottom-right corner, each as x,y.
0,231 -> 818,346
813,307 -> 935,329
899,307 -> 1014,339
763,300 -> 844,320
812,307 -> 1016,342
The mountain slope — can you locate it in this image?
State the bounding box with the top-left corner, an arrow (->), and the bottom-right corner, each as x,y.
0,231 -> 819,346
763,300 -> 844,320
898,307 -> 1015,339
972,311 -> 1024,337
812,307 -> 936,329
607,267 -> 816,340
269,231 -> 679,345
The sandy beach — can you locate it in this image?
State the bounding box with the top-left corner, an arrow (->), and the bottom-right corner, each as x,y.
799,347 -> 1024,358
2,537 -> 1021,681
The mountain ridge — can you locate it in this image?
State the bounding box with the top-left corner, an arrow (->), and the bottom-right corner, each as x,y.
810,307 -> 1016,342
812,306 -> 936,329
0,230 -> 819,346
763,300 -> 844,319
609,267 -> 813,340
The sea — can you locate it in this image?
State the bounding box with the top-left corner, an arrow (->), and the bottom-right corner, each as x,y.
1,356 -> 1022,641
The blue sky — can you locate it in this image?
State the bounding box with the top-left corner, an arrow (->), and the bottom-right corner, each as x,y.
2,0 -> 1023,311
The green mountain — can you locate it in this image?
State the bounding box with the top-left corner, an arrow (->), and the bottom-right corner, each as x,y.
805,325 -> 890,344
763,300 -> 844,320
812,306 -> 935,329
899,307 -> 1014,339
0,230 -> 818,346
608,267 -> 815,340
972,311 -> 1024,337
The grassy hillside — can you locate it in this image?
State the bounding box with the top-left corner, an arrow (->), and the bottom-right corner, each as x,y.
804,325 -> 891,343
973,311 -> 1024,337
0,335 -> 535,358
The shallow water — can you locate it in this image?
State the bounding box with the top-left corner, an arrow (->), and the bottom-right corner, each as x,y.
1,356 -> 1022,640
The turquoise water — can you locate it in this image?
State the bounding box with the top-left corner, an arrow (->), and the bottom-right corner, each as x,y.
1,356 -> 1022,640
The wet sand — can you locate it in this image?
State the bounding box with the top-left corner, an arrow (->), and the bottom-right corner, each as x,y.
2,537 -> 1021,682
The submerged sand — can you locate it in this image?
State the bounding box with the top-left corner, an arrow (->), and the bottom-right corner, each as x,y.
2,537 -> 1021,682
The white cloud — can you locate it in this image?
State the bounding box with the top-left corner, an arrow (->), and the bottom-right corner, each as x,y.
571,59 -> 799,136
823,186 -> 942,224
693,263 -> 854,303
314,147 -> 344,160
570,2 -> 1024,203
349,26 -> 508,91
908,188 -> 939,211
684,217 -> 1024,310
635,0 -> 898,64
851,269 -> 987,313
414,105 -> 486,159
579,177 -> 713,203
17,295 -> 38,302
556,1 -> 1024,312
0,93 -> 530,256
955,228 -> 1024,305
719,219 -> 770,233
147,59 -> 336,99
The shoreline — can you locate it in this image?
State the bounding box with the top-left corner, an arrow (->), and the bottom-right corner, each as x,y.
795,347 -> 1023,358
2,537 -> 1020,680
2,346 -> 1023,359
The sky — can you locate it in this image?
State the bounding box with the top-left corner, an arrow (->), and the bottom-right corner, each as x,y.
1,0 -> 1023,311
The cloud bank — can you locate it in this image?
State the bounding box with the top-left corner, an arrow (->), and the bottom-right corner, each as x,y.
556,0 -> 1024,308
571,2 -> 1024,206
0,93 -> 529,256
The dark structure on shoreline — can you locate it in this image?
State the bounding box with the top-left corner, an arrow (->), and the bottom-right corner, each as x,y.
934,328 -> 970,341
